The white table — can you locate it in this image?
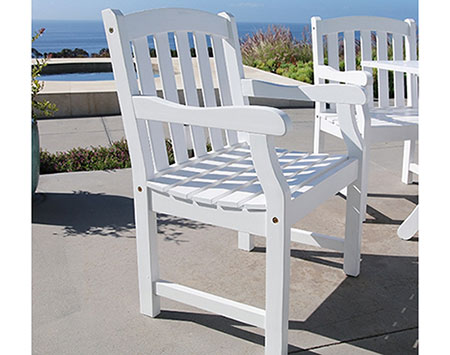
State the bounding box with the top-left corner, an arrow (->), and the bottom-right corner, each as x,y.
361,60 -> 419,75
361,60 -> 419,239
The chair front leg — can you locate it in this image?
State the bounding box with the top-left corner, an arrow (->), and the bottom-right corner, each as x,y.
265,213 -> 291,354
343,178 -> 364,277
135,187 -> 161,317
402,140 -> 416,184
238,231 -> 255,251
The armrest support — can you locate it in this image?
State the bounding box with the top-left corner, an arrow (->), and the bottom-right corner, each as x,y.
315,65 -> 373,86
241,79 -> 367,105
132,96 -> 292,136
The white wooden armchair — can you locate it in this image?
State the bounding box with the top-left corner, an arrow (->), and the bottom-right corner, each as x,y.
311,16 -> 418,187
103,8 -> 367,354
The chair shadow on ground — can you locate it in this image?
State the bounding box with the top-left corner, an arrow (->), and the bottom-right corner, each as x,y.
32,191 -> 208,241
32,191 -> 418,353
158,251 -> 418,354
337,191 -> 418,227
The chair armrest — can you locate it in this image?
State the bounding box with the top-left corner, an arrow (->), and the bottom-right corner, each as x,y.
132,96 -> 292,136
241,79 -> 367,105
315,65 -> 373,86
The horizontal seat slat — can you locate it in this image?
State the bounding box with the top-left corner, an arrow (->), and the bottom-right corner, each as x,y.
243,155 -> 348,210
147,144 -> 353,212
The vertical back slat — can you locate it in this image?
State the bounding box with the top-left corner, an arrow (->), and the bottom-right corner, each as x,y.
194,32 -> 224,150
175,31 -> 208,157
211,35 -> 238,146
405,19 -> 418,108
133,37 -> 169,171
344,31 -> 356,71
218,12 -> 249,143
376,31 -> 389,107
392,33 -> 405,107
360,30 -> 374,108
154,32 -> 189,163
327,33 -> 339,73
311,17 -> 326,113
327,32 -> 339,111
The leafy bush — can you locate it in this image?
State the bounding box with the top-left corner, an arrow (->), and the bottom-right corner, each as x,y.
241,25 -> 312,74
40,139 -> 131,174
40,138 -> 213,174
276,61 -> 314,84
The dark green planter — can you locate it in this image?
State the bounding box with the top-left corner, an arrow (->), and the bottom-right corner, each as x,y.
32,121 -> 40,193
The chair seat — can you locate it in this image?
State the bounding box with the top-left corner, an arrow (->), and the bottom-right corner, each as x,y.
148,143 -> 357,211
322,106 -> 418,128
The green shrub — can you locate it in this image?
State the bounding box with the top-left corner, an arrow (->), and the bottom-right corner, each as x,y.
241,25 -> 312,74
40,139 -> 213,174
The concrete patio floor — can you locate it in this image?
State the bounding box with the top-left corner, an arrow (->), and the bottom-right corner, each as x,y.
33,108 -> 418,354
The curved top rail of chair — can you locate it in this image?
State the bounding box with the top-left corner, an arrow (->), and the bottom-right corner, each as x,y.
102,8 -> 231,41
311,15 -> 413,36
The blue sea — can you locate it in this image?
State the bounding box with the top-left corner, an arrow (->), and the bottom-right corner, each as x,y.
31,20 -> 310,56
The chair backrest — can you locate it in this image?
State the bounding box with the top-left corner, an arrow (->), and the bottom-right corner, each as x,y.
311,16 -> 418,113
102,8 -> 248,179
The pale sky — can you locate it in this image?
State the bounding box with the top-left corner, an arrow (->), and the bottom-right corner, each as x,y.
32,0 -> 418,23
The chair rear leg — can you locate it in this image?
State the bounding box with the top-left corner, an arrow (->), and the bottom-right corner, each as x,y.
135,188 -> 161,317
402,140 -> 415,184
238,231 -> 255,251
343,180 -> 364,277
265,222 -> 290,354
313,116 -> 325,154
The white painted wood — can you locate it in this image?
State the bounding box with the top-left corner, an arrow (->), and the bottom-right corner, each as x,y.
238,231 -> 255,251
133,96 -> 291,136
121,8 -> 229,42
132,37 -> 169,172
344,31 -> 356,71
393,34 -> 405,107
361,60 -> 419,75
360,30 -> 374,108
397,205 -> 418,240
241,80 -> 367,105
402,140 -> 416,184
211,35 -> 239,145
155,280 -> 266,328
175,31 -> 208,157
376,31 -> 389,107
291,228 -> 344,251
317,16 -> 409,36
311,15 -> 419,218
104,8 -> 369,353
154,32 -> 189,164
193,32 -> 224,150
315,66 -> 371,86
405,19 -> 418,108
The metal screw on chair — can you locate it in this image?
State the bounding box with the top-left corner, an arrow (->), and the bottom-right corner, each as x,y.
137,186 -> 143,192
272,217 -> 279,224
109,27 -> 114,34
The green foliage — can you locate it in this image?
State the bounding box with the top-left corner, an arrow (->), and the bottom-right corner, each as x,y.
32,28 -> 58,121
241,25 -> 312,75
276,61 -> 314,84
40,139 -> 213,174
40,139 -> 131,174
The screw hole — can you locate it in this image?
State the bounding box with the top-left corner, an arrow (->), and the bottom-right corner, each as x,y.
137,186 -> 143,192
272,217 -> 279,224
109,27 -> 114,34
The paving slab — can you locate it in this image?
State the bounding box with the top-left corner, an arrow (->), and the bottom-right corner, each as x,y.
33,108 -> 418,354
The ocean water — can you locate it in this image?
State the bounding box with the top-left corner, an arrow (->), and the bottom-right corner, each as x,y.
31,19 -> 310,56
